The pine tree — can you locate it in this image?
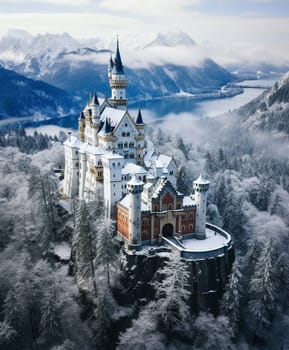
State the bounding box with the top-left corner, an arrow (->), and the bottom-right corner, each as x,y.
93,284 -> 117,349
40,286 -> 62,343
73,201 -> 97,295
221,259 -> 243,335
247,240 -> 276,342
117,302 -> 166,350
0,321 -> 16,348
154,253 -> 191,342
95,216 -> 119,288
28,170 -> 60,241
192,312 -> 235,350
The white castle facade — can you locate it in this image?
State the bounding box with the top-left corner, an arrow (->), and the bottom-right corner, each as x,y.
63,39 -> 177,217
63,39 -> 233,262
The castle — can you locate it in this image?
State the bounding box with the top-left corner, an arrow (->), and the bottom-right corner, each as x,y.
63,38 -> 234,308
63,38 -> 233,263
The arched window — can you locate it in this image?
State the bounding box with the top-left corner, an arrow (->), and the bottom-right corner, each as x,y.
168,204 -> 173,210
126,132 -> 130,137
189,224 -> 193,231
97,159 -> 102,166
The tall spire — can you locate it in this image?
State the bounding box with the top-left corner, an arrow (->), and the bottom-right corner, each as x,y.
113,35 -> 124,74
136,109 -> 144,125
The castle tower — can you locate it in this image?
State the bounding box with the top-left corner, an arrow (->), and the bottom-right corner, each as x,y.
193,175 -> 210,239
135,109 -> 145,164
91,92 -> 100,125
127,175 -> 144,250
78,111 -> 85,142
109,38 -> 128,109
102,152 -> 124,217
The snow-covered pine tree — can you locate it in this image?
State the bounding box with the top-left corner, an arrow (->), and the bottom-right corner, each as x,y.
40,286 -> 62,344
247,239 -> 276,342
221,259 -> 243,335
154,253 -> 192,342
73,201 -> 97,295
192,312 -> 235,350
95,216 -> 119,288
0,320 -> 16,348
28,170 -> 61,241
93,284 -> 116,349
117,302 -> 166,350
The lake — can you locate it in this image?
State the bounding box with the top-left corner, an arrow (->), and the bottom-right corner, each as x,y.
2,80 -> 272,131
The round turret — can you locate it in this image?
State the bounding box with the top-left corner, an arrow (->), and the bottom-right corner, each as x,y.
193,175 -> 210,240
127,175 -> 144,250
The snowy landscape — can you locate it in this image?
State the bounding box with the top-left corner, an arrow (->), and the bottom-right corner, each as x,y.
1,0 -> 289,349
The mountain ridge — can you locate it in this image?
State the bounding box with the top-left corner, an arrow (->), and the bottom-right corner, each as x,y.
238,71 -> 289,134
0,30 -> 237,102
0,65 -> 76,119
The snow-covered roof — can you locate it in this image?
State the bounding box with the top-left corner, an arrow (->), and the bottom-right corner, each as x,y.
144,151 -> 173,170
64,135 -> 81,148
183,195 -> 195,207
102,151 -> 124,160
155,154 -> 172,169
119,194 -> 148,211
100,107 -> 125,128
127,174 -> 144,187
194,174 -> 209,185
122,162 -> 147,176
79,143 -> 105,155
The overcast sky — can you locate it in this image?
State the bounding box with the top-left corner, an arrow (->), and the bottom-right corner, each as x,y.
0,0 -> 289,65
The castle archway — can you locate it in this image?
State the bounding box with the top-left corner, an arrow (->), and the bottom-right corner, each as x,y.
162,223 -> 174,237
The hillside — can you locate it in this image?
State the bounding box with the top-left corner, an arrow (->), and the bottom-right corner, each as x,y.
0,65 -> 76,119
238,71 -> 289,134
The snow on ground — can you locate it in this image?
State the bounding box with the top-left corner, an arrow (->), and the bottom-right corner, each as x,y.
25,125 -> 73,137
181,228 -> 229,251
54,242 -> 71,261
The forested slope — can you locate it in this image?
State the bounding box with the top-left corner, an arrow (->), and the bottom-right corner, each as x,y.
1,99 -> 289,349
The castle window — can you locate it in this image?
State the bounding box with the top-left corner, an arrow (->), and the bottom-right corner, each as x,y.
176,203 -> 181,209
182,225 -> 186,233
170,170 -> 173,175
124,142 -> 128,148
142,218 -> 148,225
189,224 -> 193,231
113,174 -> 115,178
138,176 -> 141,180
122,132 -> 125,137
126,132 -> 130,137
76,162 -> 79,167
154,205 -> 158,211
182,213 -> 187,220
189,213 -> 193,219
98,160 -> 102,166
168,204 -> 173,210
125,123 -> 127,127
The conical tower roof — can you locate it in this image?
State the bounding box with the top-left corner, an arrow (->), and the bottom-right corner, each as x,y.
112,37 -> 124,74
91,92 -> 99,106
136,109 -> 144,125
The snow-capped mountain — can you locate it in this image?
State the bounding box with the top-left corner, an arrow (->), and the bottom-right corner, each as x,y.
238,71 -> 289,134
0,30 -> 236,102
0,65 -> 76,119
145,31 -> 196,48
